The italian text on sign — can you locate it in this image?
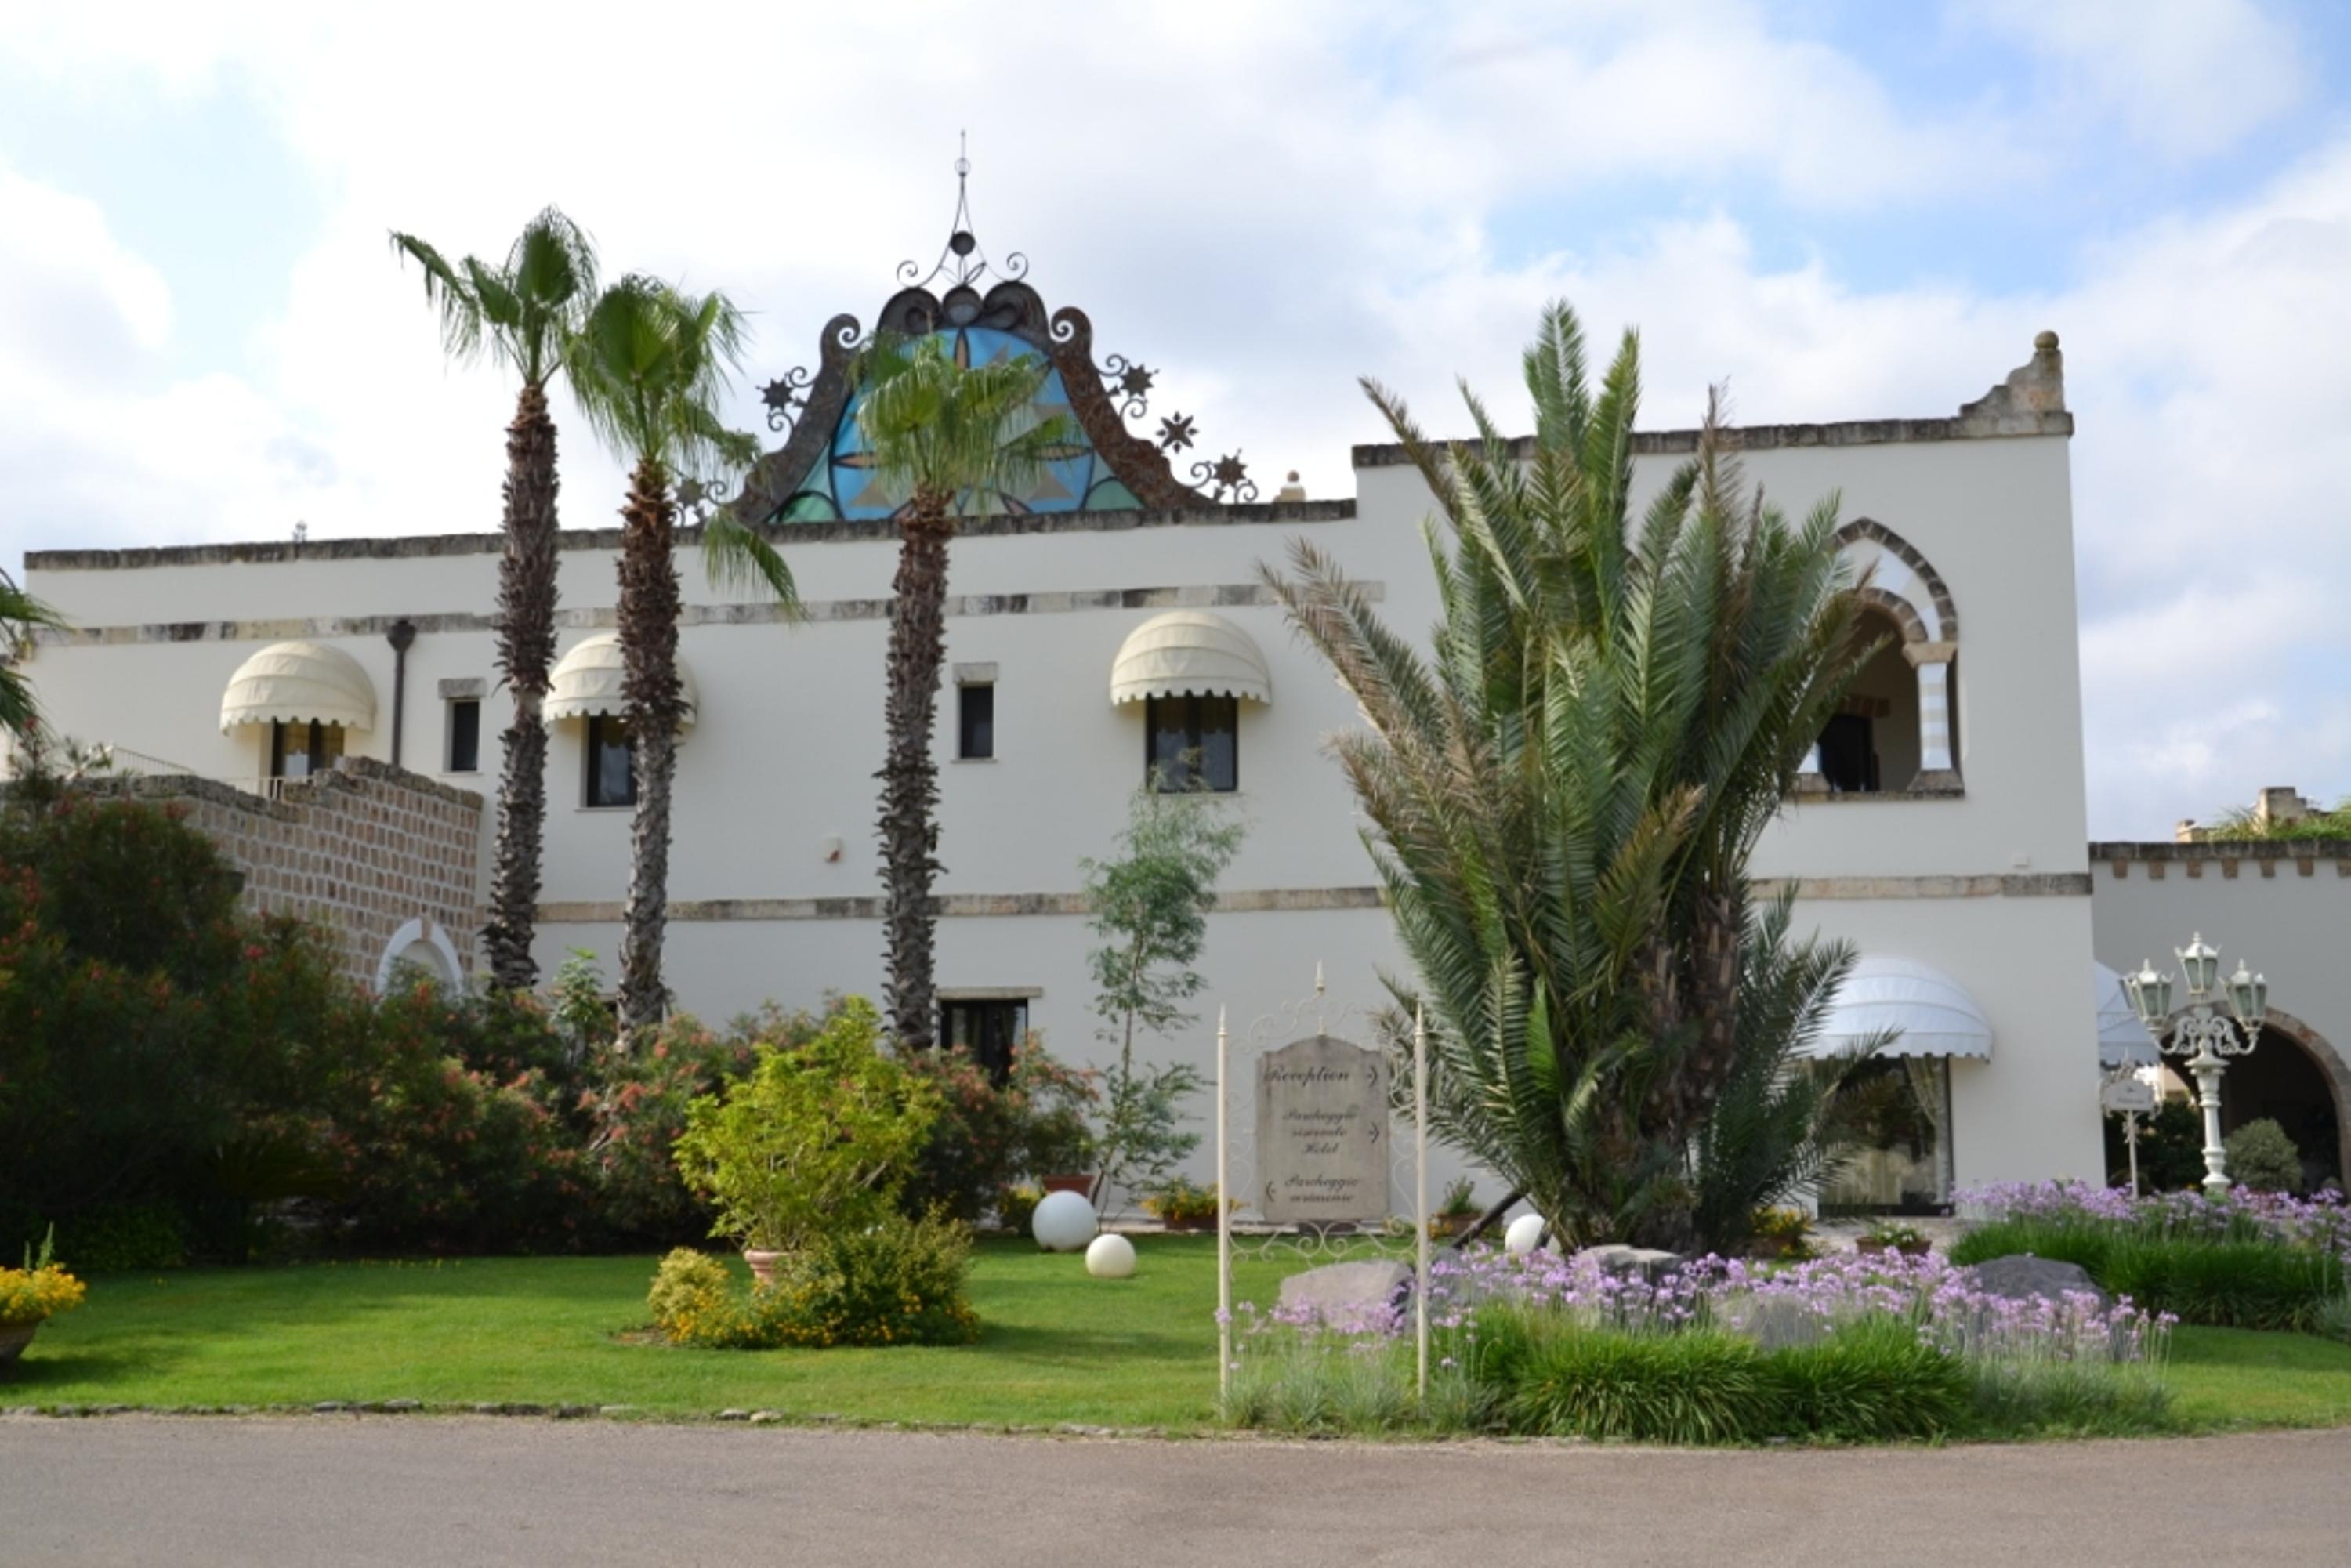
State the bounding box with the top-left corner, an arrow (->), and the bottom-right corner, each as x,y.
1255,1034 -> 1389,1225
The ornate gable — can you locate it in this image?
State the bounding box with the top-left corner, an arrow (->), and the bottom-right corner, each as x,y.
721,158 -> 1254,526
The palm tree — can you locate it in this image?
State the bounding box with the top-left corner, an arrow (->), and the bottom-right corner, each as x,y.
1,565 -> 65,748
851,332 -> 1071,1048
390,209 -> 598,993
1264,302 -> 1877,1252
569,275 -> 797,1031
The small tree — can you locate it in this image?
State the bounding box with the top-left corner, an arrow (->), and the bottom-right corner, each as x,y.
1081,780 -> 1246,1207
671,997 -> 936,1255
2226,1117 -> 2304,1194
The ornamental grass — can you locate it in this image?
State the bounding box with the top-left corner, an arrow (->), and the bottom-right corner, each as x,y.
1220,1243 -> 2172,1443
1952,1181 -> 2351,1331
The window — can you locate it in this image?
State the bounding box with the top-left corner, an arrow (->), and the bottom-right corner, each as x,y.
446,698 -> 482,773
270,719 -> 345,780
585,713 -> 636,808
940,997 -> 1029,1082
957,682 -> 995,760
1145,694 -> 1238,792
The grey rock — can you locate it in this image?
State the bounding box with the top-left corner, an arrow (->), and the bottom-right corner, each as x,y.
598,1405 -> 636,1417
554,1404 -> 596,1420
1967,1255 -> 2111,1310
717,1408 -> 751,1421
382,1399 -> 421,1413
1276,1260 -> 1413,1323
1571,1245 -> 1689,1284
748,1411 -> 784,1425
313,1402 -> 350,1415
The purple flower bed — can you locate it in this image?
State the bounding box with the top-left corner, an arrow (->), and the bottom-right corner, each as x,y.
1960,1179 -> 2351,1255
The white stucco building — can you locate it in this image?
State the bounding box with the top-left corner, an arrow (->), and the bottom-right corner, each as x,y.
16,215 -> 2122,1204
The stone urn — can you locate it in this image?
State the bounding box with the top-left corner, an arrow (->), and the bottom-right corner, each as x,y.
0,1322 -> 38,1369
744,1250 -> 785,1289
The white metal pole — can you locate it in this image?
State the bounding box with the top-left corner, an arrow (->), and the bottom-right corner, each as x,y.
2125,1110 -> 2142,1198
1415,1004 -> 1429,1406
1216,1005 -> 1232,1402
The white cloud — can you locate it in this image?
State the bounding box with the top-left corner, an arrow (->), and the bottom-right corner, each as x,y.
2,0 -> 2349,838
1957,0 -> 2309,158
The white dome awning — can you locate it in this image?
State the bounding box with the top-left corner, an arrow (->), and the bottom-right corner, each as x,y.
2096,961 -> 2161,1068
545,633 -> 698,728
1109,610 -> 1272,708
1811,955 -> 1994,1060
219,640 -> 376,734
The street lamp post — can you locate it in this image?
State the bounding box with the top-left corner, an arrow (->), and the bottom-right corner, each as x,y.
2121,933 -> 2268,1199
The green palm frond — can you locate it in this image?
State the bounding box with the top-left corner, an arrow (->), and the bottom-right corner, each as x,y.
389,206 -> 597,388
1266,300 -> 1873,1251
0,568 -> 68,744
853,331 -> 1070,516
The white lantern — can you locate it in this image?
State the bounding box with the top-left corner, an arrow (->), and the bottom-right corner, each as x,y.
1084,1233 -> 1137,1279
1031,1190 -> 1099,1253
1503,1213 -> 1550,1256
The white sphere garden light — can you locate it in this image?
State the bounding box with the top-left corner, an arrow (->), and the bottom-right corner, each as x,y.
2122,932 -> 2268,1198
1503,1213 -> 1549,1256
1085,1233 -> 1136,1279
1031,1190 -> 1099,1252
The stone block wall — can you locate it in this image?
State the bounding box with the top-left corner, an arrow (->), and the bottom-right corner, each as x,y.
82,756 -> 484,988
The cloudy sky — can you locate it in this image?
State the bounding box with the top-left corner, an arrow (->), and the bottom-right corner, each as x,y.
2,0 -> 2346,836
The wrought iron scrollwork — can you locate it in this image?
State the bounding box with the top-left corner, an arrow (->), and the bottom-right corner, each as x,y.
1193,451 -> 1257,503
1156,413 -> 1197,452
760,366 -> 815,433
1096,353 -> 1155,421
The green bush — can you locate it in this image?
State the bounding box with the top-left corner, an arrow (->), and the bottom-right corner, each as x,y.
2226,1118 -> 2303,1194
1769,1318 -> 1969,1439
32,1203 -> 188,1274
1949,1217 -> 2343,1331
647,1212 -> 980,1350
1501,1324 -> 1778,1443
672,998 -> 936,1253
0,788 -> 357,1254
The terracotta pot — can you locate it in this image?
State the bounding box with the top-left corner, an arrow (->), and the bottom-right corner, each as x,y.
744,1249 -> 784,1288
0,1322 -> 37,1368
1431,1212 -> 1478,1240
1040,1175 -> 1095,1197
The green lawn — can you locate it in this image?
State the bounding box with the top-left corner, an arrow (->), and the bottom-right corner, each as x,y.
13,1240 -> 2351,1437
5,1238 -> 1298,1429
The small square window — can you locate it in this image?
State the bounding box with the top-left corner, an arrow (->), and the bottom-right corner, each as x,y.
1145,694 -> 1238,792
958,682 -> 994,760
939,997 -> 1028,1081
270,719 -> 344,780
585,713 -> 636,808
446,698 -> 482,773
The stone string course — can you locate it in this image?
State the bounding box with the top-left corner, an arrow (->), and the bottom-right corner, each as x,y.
82,757 -> 483,987
38,580 -> 1378,650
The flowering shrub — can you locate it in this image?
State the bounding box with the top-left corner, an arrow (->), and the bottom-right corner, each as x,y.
1223,1242 -> 2173,1441
647,1213 -> 980,1350
0,1233 -> 86,1328
898,1037 -> 1096,1223
1143,1178 -> 1224,1226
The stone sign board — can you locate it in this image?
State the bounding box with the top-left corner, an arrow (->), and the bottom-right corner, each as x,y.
1255,1034 -> 1389,1225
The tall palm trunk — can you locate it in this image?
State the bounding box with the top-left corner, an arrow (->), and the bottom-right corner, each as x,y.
616,457 -> 684,1031
481,381 -> 561,990
879,492 -> 952,1048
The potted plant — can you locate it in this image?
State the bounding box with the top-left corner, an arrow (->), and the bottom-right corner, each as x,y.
1142,1177 -> 1224,1233
672,998 -> 936,1286
1,1229 -> 87,1369
1430,1176 -> 1480,1239
1856,1219 -> 1934,1258
1013,1047 -> 1102,1198
1748,1206 -> 1817,1261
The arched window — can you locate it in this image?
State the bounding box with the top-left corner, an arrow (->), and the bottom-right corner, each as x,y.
1801,521 -> 1959,796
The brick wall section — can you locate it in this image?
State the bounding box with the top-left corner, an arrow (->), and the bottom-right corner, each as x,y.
80,756 -> 484,988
